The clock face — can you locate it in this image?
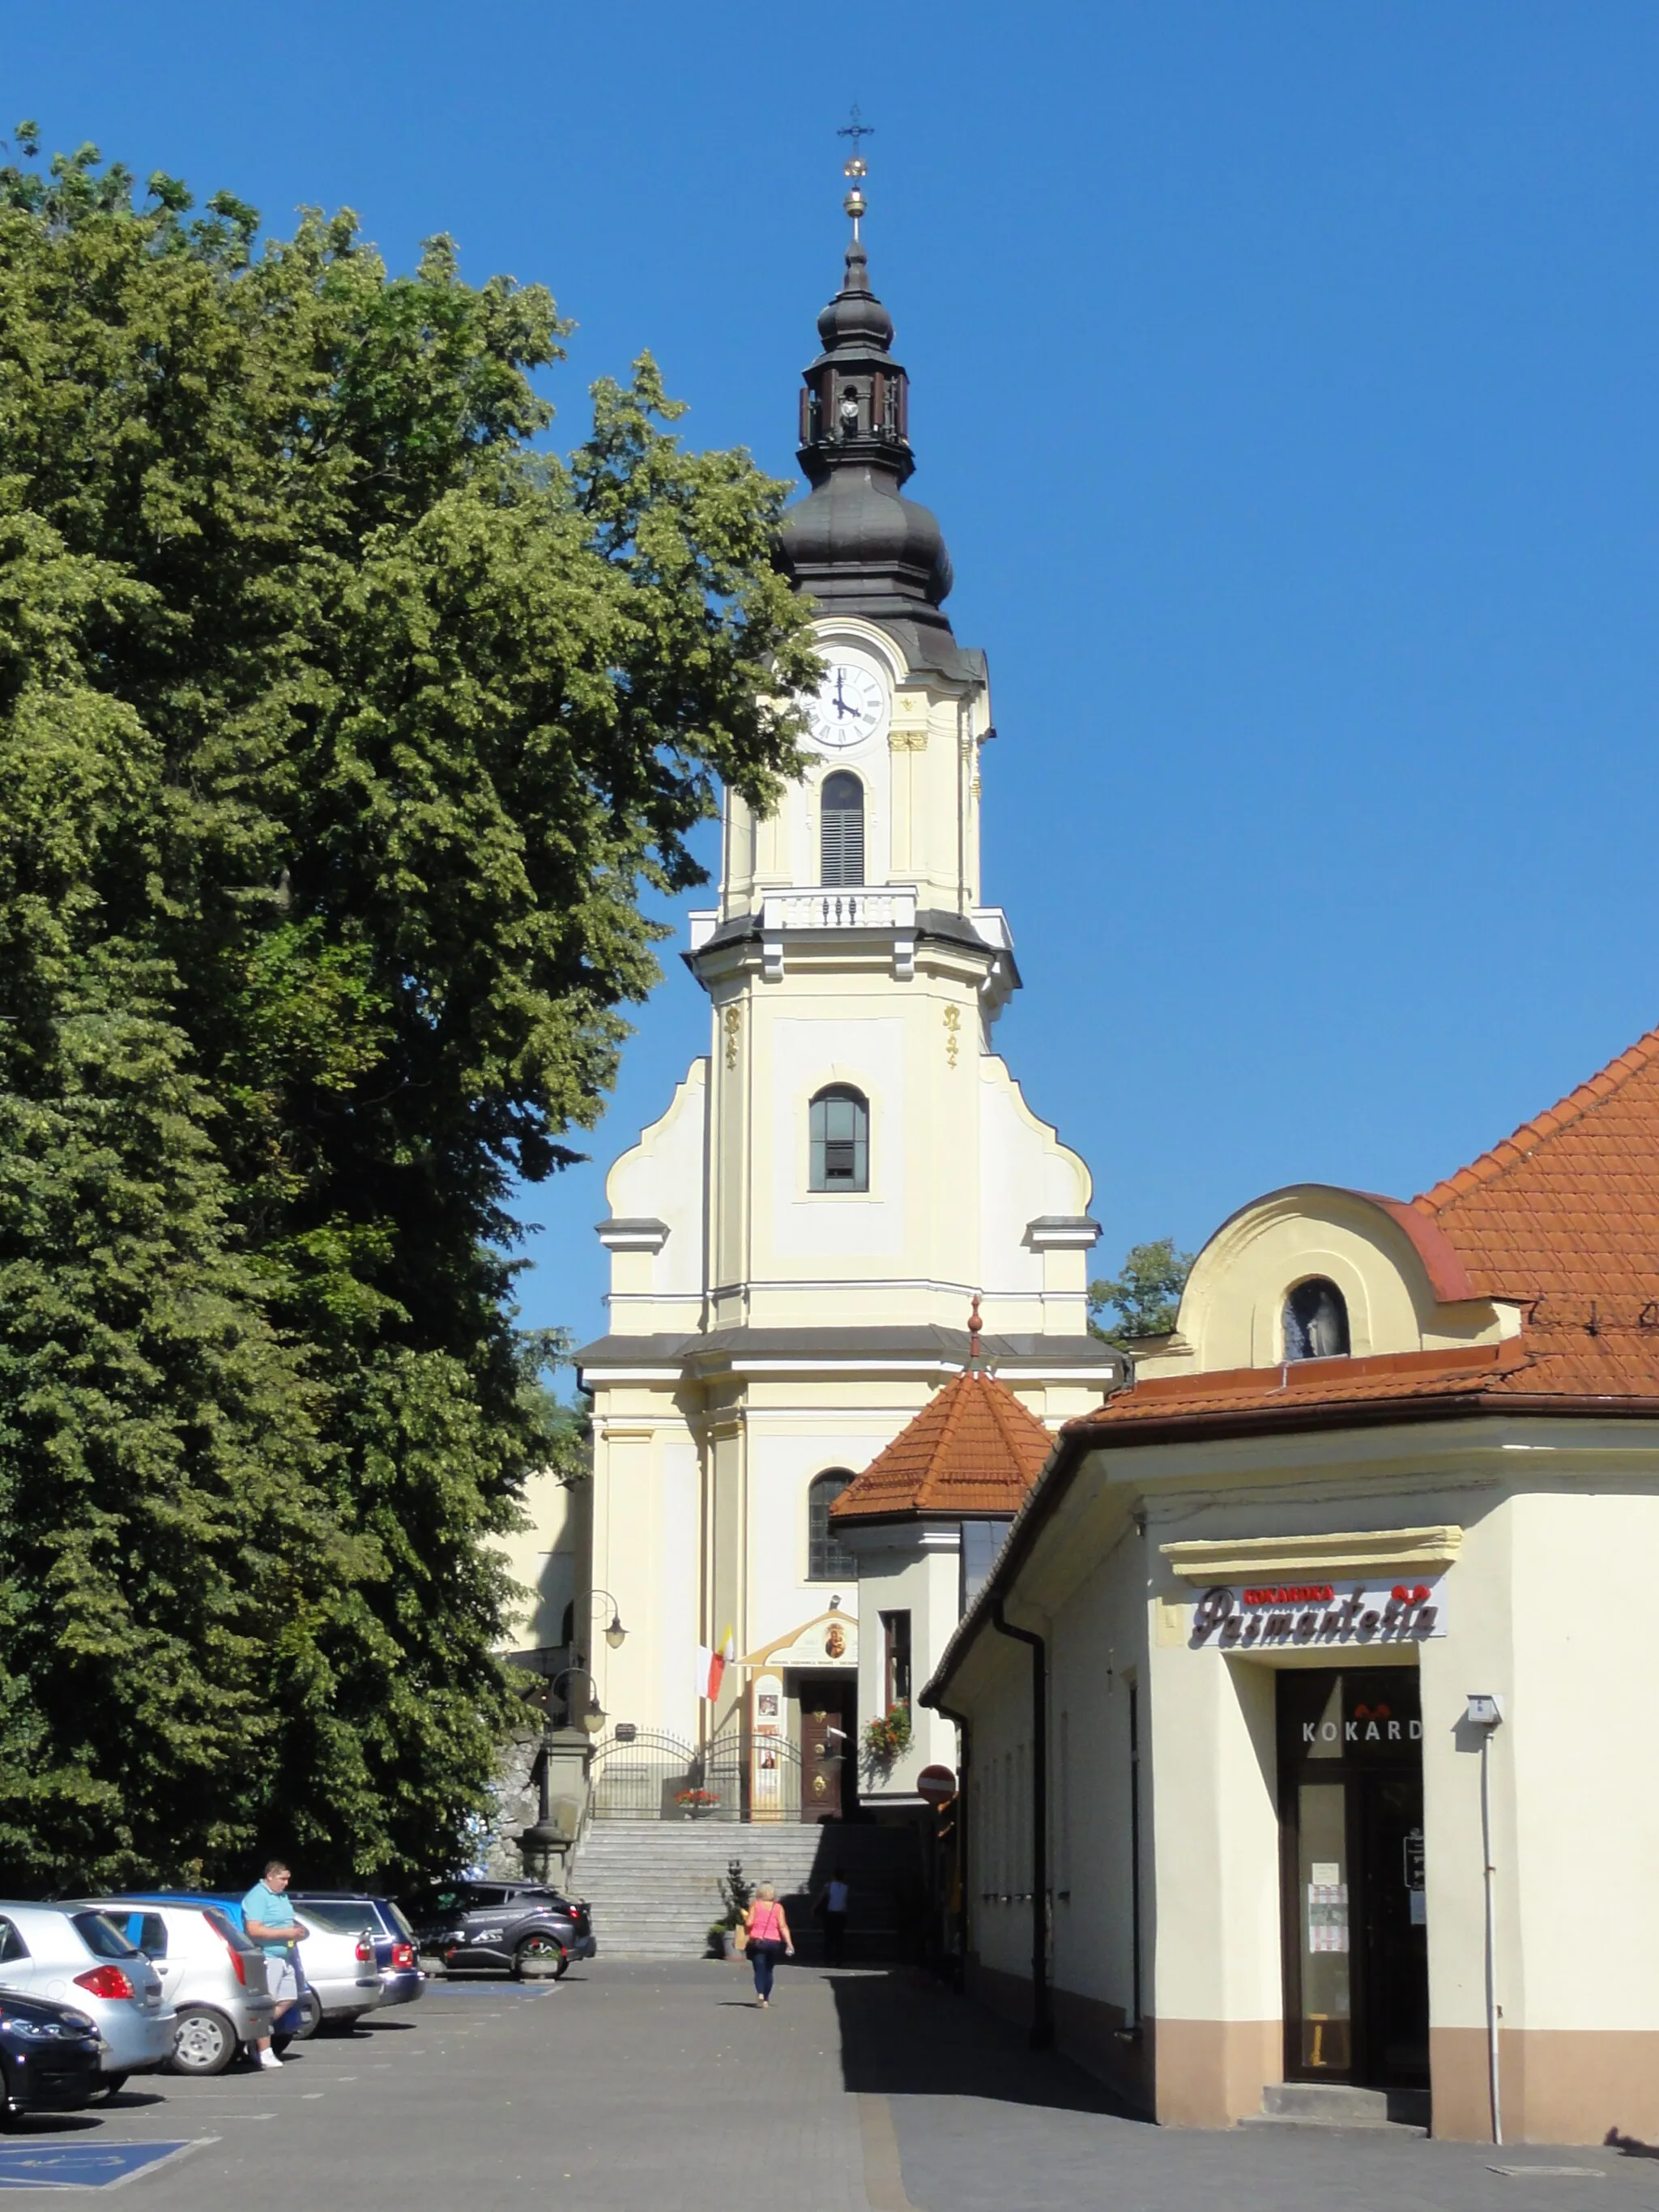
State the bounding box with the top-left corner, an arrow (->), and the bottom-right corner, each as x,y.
804,661 -> 887,750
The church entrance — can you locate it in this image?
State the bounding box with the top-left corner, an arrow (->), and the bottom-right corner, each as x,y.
1277,1669 -> 1428,2091
794,1674 -> 855,1821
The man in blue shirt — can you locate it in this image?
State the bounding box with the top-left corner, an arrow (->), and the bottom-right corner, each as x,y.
241,1860 -> 311,2071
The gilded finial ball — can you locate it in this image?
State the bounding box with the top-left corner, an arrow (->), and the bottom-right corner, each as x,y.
842,186 -> 867,220
842,155 -> 868,180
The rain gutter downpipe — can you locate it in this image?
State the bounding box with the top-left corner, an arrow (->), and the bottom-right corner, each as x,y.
991,1597 -> 1052,2051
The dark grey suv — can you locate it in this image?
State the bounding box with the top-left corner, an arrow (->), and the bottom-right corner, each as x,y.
407,1881 -> 595,1980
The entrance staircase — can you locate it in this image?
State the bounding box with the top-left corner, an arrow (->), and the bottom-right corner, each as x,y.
566,1821 -> 923,1962
1243,2083 -> 1431,2133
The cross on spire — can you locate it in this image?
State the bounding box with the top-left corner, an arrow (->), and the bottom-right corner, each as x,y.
837,107 -> 872,240
838,104 -> 875,172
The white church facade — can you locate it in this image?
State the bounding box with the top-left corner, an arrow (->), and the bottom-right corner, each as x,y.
533,176 -> 1119,1813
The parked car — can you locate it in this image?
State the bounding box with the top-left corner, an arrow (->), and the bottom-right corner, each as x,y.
293,1894 -> 424,2008
0,1905 -> 172,2091
78,1900 -> 275,2077
121,1892 -> 382,2039
0,1992 -> 104,2122
405,1880 -> 596,1981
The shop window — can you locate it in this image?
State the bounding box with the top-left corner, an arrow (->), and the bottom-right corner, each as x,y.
810,1086 -> 868,1192
1283,1276 -> 1350,1361
821,771 -> 865,886
808,1471 -> 857,1582
881,1609 -> 912,1710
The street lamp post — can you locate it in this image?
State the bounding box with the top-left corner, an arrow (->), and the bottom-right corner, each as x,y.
517,1658 -> 607,1880
578,1588 -> 628,1655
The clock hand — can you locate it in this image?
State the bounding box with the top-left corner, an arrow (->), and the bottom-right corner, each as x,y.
834,670 -> 851,717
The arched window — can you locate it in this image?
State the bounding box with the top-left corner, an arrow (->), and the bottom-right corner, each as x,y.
810,1085 -> 868,1192
821,772 -> 865,887
1283,1277 -> 1350,1362
808,1471 -> 858,1582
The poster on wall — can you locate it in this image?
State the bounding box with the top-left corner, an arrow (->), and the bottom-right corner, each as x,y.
749,1671 -> 785,1823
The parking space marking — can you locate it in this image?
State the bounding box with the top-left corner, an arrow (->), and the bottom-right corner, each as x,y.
0,2137 -> 216,2191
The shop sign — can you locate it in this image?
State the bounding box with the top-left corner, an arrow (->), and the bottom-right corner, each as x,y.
1189,1575 -> 1446,1652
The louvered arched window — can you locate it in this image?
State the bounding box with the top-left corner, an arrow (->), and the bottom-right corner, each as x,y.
821,772 -> 865,887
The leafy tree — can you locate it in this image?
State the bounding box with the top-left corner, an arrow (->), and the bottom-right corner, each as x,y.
0,129 -> 817,1888
1089,1238 -> 1196,1346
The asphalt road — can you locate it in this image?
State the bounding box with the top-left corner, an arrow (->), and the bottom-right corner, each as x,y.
0,1963 -> 1654,2209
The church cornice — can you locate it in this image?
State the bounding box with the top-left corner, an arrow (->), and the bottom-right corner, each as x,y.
684,903 -> 1020,999
577,1326 -> 1122,1391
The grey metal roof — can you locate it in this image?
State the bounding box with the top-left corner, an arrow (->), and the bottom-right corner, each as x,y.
684,906 -> 1020,987
576,1324 -> 1120,1378
775,228 -> 959,651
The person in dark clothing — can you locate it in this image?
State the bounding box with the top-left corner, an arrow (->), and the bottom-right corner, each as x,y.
819,1866 -> 850,1968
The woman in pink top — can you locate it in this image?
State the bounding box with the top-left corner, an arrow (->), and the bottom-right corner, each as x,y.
740,1883 -> 794,2005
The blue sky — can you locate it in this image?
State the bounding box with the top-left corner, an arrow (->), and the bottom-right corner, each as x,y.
15,3 -> 1659,1353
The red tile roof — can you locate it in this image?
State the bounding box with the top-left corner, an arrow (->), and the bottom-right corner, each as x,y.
831,1368 -> 1056,1524
1077,1021 -> 1659,1440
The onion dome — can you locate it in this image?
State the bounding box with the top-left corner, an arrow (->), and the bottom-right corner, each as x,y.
776,172 -> 956,646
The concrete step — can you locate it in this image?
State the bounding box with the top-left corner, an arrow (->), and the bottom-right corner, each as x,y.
1240,2083 -> 1430,2133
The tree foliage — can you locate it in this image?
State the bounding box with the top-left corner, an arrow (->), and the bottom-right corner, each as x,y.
0,130 -> 817,1888
1089,1238 -> 1196,1346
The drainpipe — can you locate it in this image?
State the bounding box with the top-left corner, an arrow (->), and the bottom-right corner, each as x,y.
1466,1694 -> 1506,2146
931,1698 -> 972,1987
991,1599 -> 1052,2050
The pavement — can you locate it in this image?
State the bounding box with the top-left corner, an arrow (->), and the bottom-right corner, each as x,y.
1,1963 -> 1655,2208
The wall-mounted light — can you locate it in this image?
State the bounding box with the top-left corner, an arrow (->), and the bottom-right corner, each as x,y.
585,1588 -> 628,1649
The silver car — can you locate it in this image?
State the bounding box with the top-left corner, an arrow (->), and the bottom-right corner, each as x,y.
0,1904 -> 172,2087
289,1904 -> 382,2033
82,1901 -> 275,2077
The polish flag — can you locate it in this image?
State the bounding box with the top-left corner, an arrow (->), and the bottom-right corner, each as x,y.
694,1628 -> 735,1702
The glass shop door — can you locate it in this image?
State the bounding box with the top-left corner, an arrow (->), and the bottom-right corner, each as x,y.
1278,1669 -> 1428,2088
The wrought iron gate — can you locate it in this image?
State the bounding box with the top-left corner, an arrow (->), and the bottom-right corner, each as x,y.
704,1730 -> 803,1823
588,1731 -> 700,1820
587,1730 -> 804,1821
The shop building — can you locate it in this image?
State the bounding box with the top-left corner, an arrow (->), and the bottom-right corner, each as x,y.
923,1025 -> 1659,2142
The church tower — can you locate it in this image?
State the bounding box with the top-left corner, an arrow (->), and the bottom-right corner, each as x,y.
571,161 -> 1118,1801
